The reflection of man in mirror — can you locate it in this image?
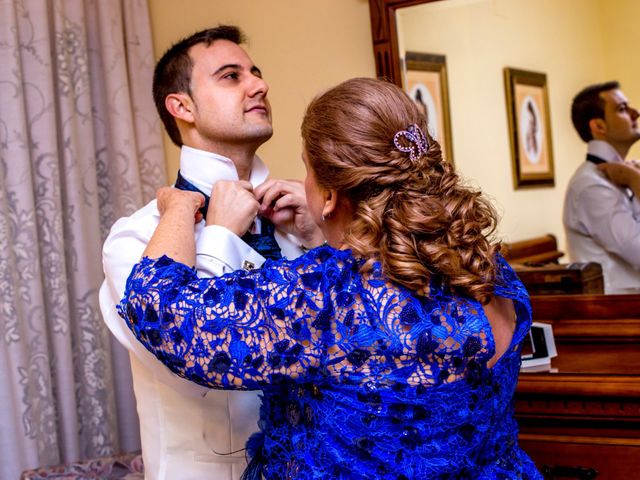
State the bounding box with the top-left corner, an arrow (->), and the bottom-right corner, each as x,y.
414,89 -> 428,120
524,100 -> 538,157
563,80 -> 640,293
410,83 -> 438,140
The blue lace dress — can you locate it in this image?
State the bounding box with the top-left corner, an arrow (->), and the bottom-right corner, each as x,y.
119,247 -> 542,479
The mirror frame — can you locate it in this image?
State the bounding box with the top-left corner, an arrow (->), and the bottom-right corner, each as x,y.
368,0 -> 442,86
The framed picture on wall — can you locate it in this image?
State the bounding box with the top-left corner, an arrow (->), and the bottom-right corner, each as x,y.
404,52 -> 454,164
504,67 -> 555,188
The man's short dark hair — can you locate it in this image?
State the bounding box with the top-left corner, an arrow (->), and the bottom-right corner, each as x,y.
153,26 -> 245,146
571,80 -> 620,142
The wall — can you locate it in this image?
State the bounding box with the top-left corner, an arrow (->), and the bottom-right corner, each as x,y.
599,0 -> 640,160
398,0 -> 638,248
148,0 -> 638,248
147,0 -> 375,180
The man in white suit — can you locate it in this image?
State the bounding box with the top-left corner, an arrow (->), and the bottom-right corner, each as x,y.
564,81 -> 640,293
100,26 -> 322,479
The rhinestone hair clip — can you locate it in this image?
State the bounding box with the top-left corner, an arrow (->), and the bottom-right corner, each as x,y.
393,123 -> 429,162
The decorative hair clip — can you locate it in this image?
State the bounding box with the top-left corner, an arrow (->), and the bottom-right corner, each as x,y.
393,124 -> 429,162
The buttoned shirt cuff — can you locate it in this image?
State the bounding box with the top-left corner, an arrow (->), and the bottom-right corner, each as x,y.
196,224 -> 266,275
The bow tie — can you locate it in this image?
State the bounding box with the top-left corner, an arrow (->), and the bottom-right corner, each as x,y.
173,171 -> 282,261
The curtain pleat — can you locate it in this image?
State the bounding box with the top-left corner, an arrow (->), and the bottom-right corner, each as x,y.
0,0 -> 166,477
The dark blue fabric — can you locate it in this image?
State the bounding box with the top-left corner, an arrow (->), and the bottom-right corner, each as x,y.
240,218 -> 282,261
586,154 -> 606,165
174,171 -> 282,260
119,248 -> 542,479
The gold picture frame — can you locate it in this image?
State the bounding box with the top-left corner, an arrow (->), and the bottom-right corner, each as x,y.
404,52 -> 454,164
504,67 -> 555,188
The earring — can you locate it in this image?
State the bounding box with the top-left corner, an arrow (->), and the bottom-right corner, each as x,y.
321,214 -> 326,222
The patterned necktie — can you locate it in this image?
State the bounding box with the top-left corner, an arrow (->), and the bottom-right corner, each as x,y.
174,171 -> 282,260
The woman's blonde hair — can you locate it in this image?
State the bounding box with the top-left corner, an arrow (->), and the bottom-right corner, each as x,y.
301,78 -> 499,303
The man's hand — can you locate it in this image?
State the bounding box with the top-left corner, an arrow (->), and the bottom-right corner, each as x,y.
598,161 -> 640,198
254,179 -> 324,248
206,180 -> 260,236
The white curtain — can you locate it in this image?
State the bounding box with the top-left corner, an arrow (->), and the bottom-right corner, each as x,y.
0,0 -> 166,477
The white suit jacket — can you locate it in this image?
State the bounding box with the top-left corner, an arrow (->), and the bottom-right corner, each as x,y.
563,140 -> 640,293
99,146 -> 304,480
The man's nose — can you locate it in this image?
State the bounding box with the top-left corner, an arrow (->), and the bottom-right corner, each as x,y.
631,107 -> 639,120
249,75 -> 269,97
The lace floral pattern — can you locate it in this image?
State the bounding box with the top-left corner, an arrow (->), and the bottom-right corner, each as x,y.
120,247 -> 541,479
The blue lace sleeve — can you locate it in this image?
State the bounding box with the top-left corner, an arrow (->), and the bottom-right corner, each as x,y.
119,252 -> 336,389
118,248 -> 498,391
493,254 -> 533,347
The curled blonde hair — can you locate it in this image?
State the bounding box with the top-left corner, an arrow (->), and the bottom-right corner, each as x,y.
301,78 -> 499,303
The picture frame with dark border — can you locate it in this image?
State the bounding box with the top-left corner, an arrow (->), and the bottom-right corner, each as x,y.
405,52 -> 454,164
504,67 -> 555,188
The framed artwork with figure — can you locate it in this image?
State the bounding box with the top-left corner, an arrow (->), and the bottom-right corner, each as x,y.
404,52 -> 454,164
504,67 -> 555,188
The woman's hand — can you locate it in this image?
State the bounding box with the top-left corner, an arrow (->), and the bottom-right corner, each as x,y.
157,187 -> 206,223
598,161 -> 640,198
141,187 -> 205,266
254,179 -> 325,249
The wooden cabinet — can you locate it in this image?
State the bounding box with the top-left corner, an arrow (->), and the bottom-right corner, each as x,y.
513,262 -> 604,296
515,294 -> 640,479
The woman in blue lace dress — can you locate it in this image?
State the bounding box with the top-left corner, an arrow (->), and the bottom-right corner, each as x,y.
119,78 -> 542,479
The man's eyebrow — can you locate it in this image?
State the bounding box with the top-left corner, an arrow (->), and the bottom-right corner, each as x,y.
212,64 -> 263,77
212,63 -> 241,76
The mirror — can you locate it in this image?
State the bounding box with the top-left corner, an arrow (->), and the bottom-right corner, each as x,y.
368,0 -> 438,87
368,0 -> 640,295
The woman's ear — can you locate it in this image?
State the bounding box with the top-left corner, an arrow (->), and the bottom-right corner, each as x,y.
322,188 -> 339,219
165,93 -> 195,124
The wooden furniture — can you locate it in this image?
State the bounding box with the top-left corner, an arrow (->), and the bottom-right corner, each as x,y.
513,262 -> 604,296
516,294 -> 640,479
368,0 -> 437,85
502,234 -> 564,265
500,234 -> 601,297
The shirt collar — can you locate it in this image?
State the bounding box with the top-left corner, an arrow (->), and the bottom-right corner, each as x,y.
178,145 -> 269,193
587,140 -> 624,164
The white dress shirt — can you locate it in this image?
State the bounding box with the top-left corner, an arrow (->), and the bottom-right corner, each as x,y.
563,140 -> 640,293
99,145 -> 303,480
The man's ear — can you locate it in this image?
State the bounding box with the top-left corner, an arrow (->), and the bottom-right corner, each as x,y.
165,93 -> 195,124
589,118 -> 607,139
